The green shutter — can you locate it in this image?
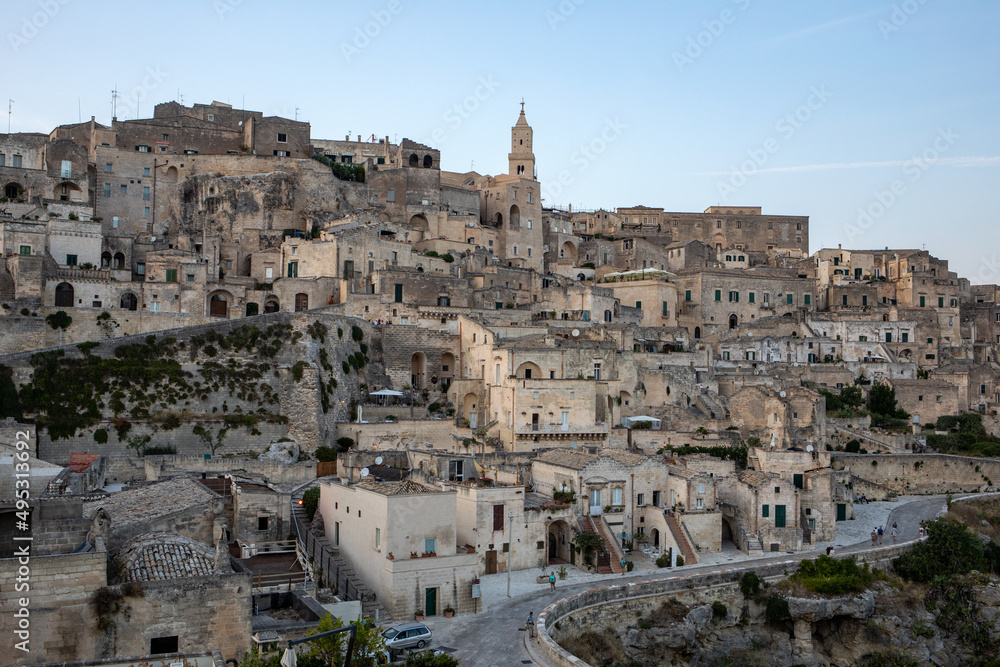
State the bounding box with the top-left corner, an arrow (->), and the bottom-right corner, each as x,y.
715,290 -> 721,302
685,290 -> 691,302
775,505 -> 786,528
165,268 -> 177,282
787,293 -> 794,305
662,301 -> 668,317
804,294 -> 811,306
749,292 -> 755,304
762,504 -> 769,518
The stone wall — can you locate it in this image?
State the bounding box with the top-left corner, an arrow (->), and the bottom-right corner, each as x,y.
143,455 -> 315,486
833,453 -> 1000,494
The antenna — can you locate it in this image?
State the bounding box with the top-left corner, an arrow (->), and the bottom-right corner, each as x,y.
295,107 -> 300,121
111,86 -> 120,120
7,99 -> 12,135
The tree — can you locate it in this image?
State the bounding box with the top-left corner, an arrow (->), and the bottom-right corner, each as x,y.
868,383 -> 899,417
302,487 -> 320,521
840,385 -> 864,408
192,424 -> 227,456
573,531 -> 604,566
304,615 -> 387,667
893,518 -> 993,582
45,311 -> 72,330
0,368 -> 21,420
125,434 -> 151,456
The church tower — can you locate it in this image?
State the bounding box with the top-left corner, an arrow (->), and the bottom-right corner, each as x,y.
508,102 -> 536,179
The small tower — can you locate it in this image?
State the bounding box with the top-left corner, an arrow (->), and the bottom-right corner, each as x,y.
508,101 -> 536,179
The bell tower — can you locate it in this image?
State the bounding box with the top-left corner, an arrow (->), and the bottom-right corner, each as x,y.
508,101 -> 535,179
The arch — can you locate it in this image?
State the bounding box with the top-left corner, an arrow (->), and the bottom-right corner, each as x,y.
408,153 -> 419,167
713,233 -> 727,250
547,519 -> 574,564
509,205 -> 520,229
422,155 -> 433,168
112,252 -> 125,270
494,212 -> 503,228
619,390 -> 633,409
729,314 -> 738,330
650,528 -> 660,550
577,273 -> 586,281
54,282 -> 74,307
245,302 -> 259,316
264,298 -> 280,313
408,214 -> 429,231
119,292 -> 138,311
101,251 -> 112,269
294,293 -> 309,312
694,326 -> 701,339
54,181 -> 83,201
515,361 -> 542,379
163,166 -> 179,183
462,392 -> 478,429
4,182 -> 22,200
560,241 -> 577,264
441,352 -> 456,379
209,293 -> 229,318
411,352 -> 427,389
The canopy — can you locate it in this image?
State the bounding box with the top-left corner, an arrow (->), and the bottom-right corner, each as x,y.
370,389 -> 404,396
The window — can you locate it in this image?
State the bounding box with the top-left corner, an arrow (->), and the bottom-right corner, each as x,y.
950,298 -> 958,307
144,207 -> 150,217
698,482 -> 705,494
685,290 -> 692,302
12,155 -> 22,168
749,292 -> 755,304
277,133 -> 287,143
920,296 -> 926,307
762,504 -> 769,517
105,163 -> 113,172
18,245 -> 30,255
111,215 -> 120,228
425,538 -> 436,554
696,498 -> 703,509
394,284 -> 403,302
804,294 -> 811,306
66,254 -> 78,266
165,269 -> 177,282
136,145 -> 150,152
186,274 -> 195,283
258,516 -> 269,531
287,261 -> 298,278
729,291 -> 739,303
612,487 -> 623,506
162,134 -> 169,142
135,262 -> 145,275
120,184 -> 127,194
150,301 -> 160,312
150,636 -> 178,655
715,289 -> 722,302
143,186 -> 150,201
375,527 -> 381,548
652,490 -> 661,506
60,160 -> 72,178
635,301 -> 642,310
927,338 -> 934,344
387,188 -> 395,202
637,493 -> 644,506
723,351 -> 730,360
981,384 -> 987,394
662,301 -> 669,317
902,332 -> 909,342
0,154 -> 4,166
264,267 -> 273,279
104,183 -> 111,197
787,293 -> 794,305
274,150 -> 290,157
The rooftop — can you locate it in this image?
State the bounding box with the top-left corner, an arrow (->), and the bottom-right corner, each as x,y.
115,533 -> 217,582
354,479 -> 435,496
83,476 -> 217,530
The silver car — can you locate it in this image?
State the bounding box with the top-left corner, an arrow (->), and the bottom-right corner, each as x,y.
382,622 -> 432,651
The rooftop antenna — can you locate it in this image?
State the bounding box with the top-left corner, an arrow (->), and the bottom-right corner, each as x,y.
111,86 -> 120,121
295,107 -> 300,121
7,99 -> 13,135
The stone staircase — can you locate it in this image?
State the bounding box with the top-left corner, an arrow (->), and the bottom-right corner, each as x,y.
578,515 -> 617,574
594,515 -> 627,573
664,511 -> 699,565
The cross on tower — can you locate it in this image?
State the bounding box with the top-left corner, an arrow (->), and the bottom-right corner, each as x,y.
520,98 -> 525,112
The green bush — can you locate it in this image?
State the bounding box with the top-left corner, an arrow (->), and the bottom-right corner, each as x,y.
553,489 -> 575,504
45,311 -> 72,330
893,518 -> 995,582
657,443 -> 749,469
302,487 -> 321,521
656,554 -> 671,568
351,325 -> 364,342
711,601 -> 727,620
406,650 -> 458,667
790,555 -> 874,594
93,428 -> 109,444
740,571 -> 761,598
427,402 -> 441,413
638,619 -> 653,630
336,436 -> 355,452
314,446 -> 337,462
626,560 -> 634,572
765,594 -> 789,625
676,554 -> 684,567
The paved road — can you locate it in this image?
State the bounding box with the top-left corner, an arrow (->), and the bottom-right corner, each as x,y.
415,495 -> 948,667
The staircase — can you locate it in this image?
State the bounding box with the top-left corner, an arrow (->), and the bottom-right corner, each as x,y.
594,515 -> 627,573
578,515 -> 617,574
664,511 -> 698,565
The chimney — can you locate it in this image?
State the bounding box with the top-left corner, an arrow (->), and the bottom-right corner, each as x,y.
357,135 -> 361,142
568,204 -> 572,214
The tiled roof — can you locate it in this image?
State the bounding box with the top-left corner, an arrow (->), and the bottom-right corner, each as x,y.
355,479 -> 434,496
83,476 -> 216,529
534,449 -> 598,470
597,449 -> 649,466
115,533 -> 216,582
737,470 -> 773,487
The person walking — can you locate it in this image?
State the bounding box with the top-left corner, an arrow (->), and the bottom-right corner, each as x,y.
891,525 -> 898,542
525,612 -> 535,638
877,526 -> 884,545
549,571 -> 556,591
871,529 -> 877,546
621,557 -> 627,575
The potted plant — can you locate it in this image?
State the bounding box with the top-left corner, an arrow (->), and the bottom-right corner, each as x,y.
410,551 -> 418,559
443,606 -> 455,619
387,552 -> 394,560
414,610 -> 424,622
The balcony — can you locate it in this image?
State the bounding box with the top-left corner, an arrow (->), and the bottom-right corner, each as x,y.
515,422 -> 608,437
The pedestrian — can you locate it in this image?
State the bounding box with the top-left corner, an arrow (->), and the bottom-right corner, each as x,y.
549,571 -> 556,591
877,526 -> 883,545
525,611 -> 535,638
621,557 -> 627,575
826,544 -> 835,556
918,526 -> 924,539
891,525 -> 897,542
892,522 -> 897,530
871,529 -> 877,546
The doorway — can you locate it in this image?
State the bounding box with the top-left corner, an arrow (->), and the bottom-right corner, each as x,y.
485,549 -> 498,574
424,588 -> 437,616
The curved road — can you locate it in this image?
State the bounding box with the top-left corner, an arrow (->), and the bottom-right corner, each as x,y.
418,495 -> 949,667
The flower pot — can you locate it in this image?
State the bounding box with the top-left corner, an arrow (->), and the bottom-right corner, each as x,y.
444,611 -> 454,618
414,614 -> 424,622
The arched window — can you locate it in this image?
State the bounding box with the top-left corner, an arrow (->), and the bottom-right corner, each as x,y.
4,183 -> 20,200
509,205 -> 520,229
295,293 -> 308,312
120,293 -> 138,311
694,326 -> 701,339
112,252 -> 125,270
101,252 -> 112,269
264,299 -> 280,313
408,153 -> 419,167
55,282 -> 74,307
423,155 -> 433,168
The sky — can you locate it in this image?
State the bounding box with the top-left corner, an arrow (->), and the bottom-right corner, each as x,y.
5,0 -> 999,281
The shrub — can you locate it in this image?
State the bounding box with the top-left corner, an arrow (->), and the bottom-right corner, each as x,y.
656,554 -> 671,568
93,428 -> 109,444
893,518 -> 993,582
740,571 -> 761,598
45,311 -> 72,330
711,601 -> 727,620
302,487 -> 321,521
351,325 -> 364,342
626,560 -> 634,572
405,651 -> 458,667
676,554 -> 685,566
336,436 -> 355,451
638,619 -> 653,630
790,555 -> 874,594
765,594 -> 789,625
553,489 -> 575,504
427,402 -> 441,413
314,446 -> 337,462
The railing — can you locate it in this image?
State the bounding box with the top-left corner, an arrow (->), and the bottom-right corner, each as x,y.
515,423 -> 609,435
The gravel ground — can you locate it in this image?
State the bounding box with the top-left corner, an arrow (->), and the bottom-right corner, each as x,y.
473,495 -> 947,609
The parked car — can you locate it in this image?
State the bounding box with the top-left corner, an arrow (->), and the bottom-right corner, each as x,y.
382,622 -> 432,651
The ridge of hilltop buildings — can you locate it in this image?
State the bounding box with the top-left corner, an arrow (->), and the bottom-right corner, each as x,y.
1,99 -> 999,666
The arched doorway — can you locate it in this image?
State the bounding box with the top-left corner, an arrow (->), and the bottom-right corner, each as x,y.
462,393 -> 478,429
54,282 -> 74,307
4,183 -> 21,200
120,293 -> 138,311
408,214 -> 429,231
264,298 -> 280,313
509,205 -> 520,229
441,352 -> 455,379
246,302 -> 259,316
694,326 -> 701,339
209,294 -> 229,318
101,252 -> 112,269
560,241 -> 577,264
423,155 -> 433,168
515,361 -> 541,379
54,182 -> 82,201
650,528 -> 660,550
547,519 -> 574,564
294,293 -> 308,312
411,352 -> 426,389
494,212 -> 503,228
729,314 -> 738,329
113,252 -> 125,270
408,153 -> 419,167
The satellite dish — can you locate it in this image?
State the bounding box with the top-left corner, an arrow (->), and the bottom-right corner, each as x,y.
360,468 -> 370,478
806,445 -> 814,452
747,333 -> 753,337
375,456 -> 384,465
150,236 -> 157,242
779,391 -> 787,397
572,329 -> 580,337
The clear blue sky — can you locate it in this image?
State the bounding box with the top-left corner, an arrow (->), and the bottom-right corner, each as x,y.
6,0 -> 999,280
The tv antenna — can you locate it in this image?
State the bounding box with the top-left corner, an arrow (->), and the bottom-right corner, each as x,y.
7,99 -> 12,135
295,107 -> 300,121
111,86 -> 120,120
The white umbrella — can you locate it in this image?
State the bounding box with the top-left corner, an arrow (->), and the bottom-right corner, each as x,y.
280,647 -> 296,667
